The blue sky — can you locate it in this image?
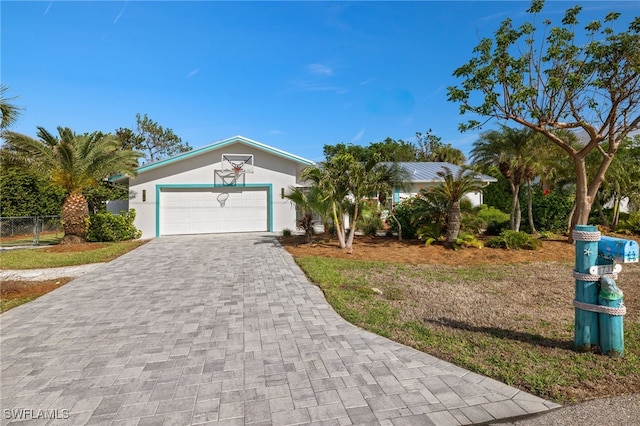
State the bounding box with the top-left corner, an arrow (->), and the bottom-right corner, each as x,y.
2,1 -> 638,163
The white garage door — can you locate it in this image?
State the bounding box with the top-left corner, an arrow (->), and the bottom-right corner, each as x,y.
159,187 -> 268,235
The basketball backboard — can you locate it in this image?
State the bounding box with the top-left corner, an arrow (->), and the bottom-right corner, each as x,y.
221,154 -> 254,174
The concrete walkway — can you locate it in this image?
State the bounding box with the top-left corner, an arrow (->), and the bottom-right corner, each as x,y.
0,234 -> 560,425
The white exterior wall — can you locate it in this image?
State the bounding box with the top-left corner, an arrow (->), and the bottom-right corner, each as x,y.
128,142 -> 306,239
396,183 -> 484,207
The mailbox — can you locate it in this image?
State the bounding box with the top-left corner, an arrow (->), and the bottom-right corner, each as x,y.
598,236 -> 639,263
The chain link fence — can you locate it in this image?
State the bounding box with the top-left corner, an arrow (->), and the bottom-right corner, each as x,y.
0,216 -> 62,247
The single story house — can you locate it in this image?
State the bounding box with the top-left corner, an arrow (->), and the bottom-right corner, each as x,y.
392,162 -> 498,206
118,135 -> 315,239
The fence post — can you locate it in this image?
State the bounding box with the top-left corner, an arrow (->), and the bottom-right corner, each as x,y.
33,216 -> 39,245
572,225 -> 600,352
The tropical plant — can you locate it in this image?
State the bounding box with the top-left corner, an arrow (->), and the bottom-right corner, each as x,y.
471,126 -> 536,232
284,184 -> 331,238
486,230 -> 542,250
300,153 -> 408,253
0,85 -> 21,129
1,127 -> 141,244
424,166 -> 486,249
447,0 -> 640,241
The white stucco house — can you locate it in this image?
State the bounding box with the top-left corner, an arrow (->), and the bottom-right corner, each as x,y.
118,135 -> 314,239
392,162 -> 498,206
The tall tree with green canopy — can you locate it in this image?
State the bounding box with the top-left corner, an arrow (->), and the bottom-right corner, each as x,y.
0,85 -> 22,129
415,130 -> 466,165
116,113 -> 192,164
1,127 -> 141,244
447,0 -> 640,241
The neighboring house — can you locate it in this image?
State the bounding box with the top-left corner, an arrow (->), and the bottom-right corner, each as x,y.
115,135 -> 314,239
392,162 -> 498,206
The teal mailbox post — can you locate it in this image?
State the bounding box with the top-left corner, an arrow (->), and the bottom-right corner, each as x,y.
572,228 -> 636,356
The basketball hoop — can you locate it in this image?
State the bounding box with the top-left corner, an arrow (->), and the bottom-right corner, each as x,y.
217,192 -> 229,207
232,164 -> 244,176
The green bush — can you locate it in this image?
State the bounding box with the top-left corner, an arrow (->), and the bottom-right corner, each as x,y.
87,209 -> 142,242
476,205 -> 510,235
530,187 -> 574,233
386,198 -> 420,240
616,212 -> 640,235
486,230 -> 541,250
357,202 -> 383,236
282,228 -> 292,236
453,232 -> 484,250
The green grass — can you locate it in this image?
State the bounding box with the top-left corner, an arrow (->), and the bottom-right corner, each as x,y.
294,255 -> 640,404
0,240 -> 147,269
1,295 -> 43,312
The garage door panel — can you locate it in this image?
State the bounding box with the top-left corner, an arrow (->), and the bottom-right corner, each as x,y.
160,187 -> 268,235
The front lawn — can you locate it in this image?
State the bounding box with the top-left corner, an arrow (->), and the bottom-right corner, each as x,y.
0,240 -> 147,269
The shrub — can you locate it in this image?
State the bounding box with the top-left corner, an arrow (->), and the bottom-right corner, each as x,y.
486,230 -> 541,250
357,202 -> 383,236
476,205 -> 510,235
386,198 -> 420,240
87,209 -> 142,242
296,213 -> 315,242
530,187 -> 574,233
616,212 -> 640,235
453,232 -> 484,250
282,228 -> 292,237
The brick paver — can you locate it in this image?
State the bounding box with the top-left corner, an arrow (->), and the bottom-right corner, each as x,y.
0,234 -> 560,424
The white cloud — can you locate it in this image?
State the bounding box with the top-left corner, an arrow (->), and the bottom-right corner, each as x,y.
351,128 -> 365,143
186,68 -> 200,79
113,2 -> 128,24
307,63 -> 333,76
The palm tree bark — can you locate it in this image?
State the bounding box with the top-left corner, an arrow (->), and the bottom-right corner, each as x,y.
61,191 -> 89,244
444,201 -> 461,249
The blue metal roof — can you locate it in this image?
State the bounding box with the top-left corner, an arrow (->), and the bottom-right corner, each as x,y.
394,162 -> 497,184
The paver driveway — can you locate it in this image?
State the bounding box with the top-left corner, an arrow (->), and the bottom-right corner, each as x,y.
1,234 -> 559,425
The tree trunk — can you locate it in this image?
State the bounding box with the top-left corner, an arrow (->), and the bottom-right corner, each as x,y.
527,179 -> 537,235
444,201 -> 461,249
509,183 -> 521,231
332,203 -> 346,248
612,196 -> 621,228
568,158 -> 597,243
345,205 -> 360,254
514,198 -> 522,232
61,191 -> 89,244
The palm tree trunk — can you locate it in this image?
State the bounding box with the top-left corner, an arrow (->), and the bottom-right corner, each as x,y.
332,203 -> 346,249
514,197 -> 522,232
510,183 -> 520,231
345,205 -> 360,254
527,179 -> 537,235
61,191 -> 89,244
444,201 -> 461,249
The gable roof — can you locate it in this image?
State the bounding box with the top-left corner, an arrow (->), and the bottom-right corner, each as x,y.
394,162 -> 497,184
136,135 -> 315,173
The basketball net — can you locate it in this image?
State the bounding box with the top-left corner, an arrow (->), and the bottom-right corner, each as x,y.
217,192 -> 229,207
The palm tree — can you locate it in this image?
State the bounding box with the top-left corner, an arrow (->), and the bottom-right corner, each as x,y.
426,166 -> 485,249
300,154 -> 409,253
284,185 -> 330,242
2,127 -> 141,244
0,85 -> 22,129
471,126 -> 536,232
